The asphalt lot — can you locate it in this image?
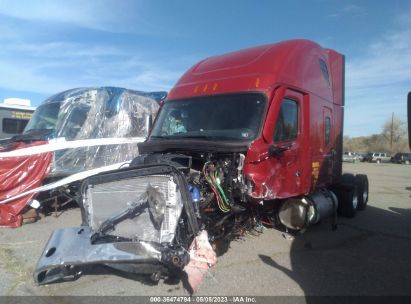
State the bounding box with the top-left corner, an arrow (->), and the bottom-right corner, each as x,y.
0,162 -> 410,297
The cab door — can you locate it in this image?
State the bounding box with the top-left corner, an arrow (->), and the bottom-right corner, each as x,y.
264,88 -> 308,198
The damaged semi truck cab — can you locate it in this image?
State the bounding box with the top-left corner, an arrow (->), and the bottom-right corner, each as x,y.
141,39 -> 366,229
34,40 -> 368,287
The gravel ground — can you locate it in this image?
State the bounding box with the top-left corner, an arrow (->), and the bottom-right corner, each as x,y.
0,162 -> 410,298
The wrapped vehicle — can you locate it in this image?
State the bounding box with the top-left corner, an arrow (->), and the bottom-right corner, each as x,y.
0,87 -> 164,227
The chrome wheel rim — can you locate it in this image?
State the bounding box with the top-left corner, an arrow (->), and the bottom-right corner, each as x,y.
363,187 -> 368,202
353,188 -> 358,209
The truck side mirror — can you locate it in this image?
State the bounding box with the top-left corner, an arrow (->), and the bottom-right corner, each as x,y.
268,144 -> 291,158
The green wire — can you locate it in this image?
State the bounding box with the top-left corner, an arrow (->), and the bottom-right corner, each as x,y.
213,170 -> 230,208
212,176 -> 230,212
203,162 -> 229,212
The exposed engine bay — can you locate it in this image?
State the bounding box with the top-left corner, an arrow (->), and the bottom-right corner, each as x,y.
132,152 -> 257,240
34,150 -> 340,292
34,151 -> 263,289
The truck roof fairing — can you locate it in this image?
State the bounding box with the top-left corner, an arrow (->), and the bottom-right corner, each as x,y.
168,39 -> 344,106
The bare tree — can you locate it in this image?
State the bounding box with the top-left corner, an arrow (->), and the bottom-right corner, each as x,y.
343,116 -> 408,154
382,116 -> 408,153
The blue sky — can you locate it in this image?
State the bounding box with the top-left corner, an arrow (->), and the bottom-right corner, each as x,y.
0,0 -> 409,137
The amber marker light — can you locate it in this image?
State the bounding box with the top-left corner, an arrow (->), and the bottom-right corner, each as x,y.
255,77 -> 260,88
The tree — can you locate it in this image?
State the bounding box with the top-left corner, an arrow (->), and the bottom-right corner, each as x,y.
343,116 -> 408,154
381,115 -> 408,153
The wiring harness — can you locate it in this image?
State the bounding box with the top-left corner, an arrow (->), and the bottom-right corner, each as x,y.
202,161 -> 231,212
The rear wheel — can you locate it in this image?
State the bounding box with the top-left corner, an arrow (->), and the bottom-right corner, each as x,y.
355,174 -> 369,210
336,174 -> 358,218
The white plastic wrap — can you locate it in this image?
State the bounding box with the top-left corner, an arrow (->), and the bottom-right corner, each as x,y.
23,87 -> 163,175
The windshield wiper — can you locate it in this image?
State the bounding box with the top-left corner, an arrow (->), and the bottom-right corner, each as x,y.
12,129 -> 55,142
150,135 -> 174,140
180,135 -> 240,140
151,135 -> 241,140
150,135 -> 214,140
177,135 -> 214,139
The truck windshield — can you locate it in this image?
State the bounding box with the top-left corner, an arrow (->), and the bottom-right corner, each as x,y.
24,102 -> 61,132
150,93 -> 266,141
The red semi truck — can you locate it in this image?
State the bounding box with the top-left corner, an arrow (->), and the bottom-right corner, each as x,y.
141,39 -> 369,226
34,40 -> 369,286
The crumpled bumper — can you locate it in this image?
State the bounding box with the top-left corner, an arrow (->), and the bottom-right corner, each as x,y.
34,226 -> 183,284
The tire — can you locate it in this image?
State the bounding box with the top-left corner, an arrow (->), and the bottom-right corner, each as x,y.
355,174 -> 369,210
336,173 -> 358,218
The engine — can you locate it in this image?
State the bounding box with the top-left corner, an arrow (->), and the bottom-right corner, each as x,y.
131,152 -> 254,244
